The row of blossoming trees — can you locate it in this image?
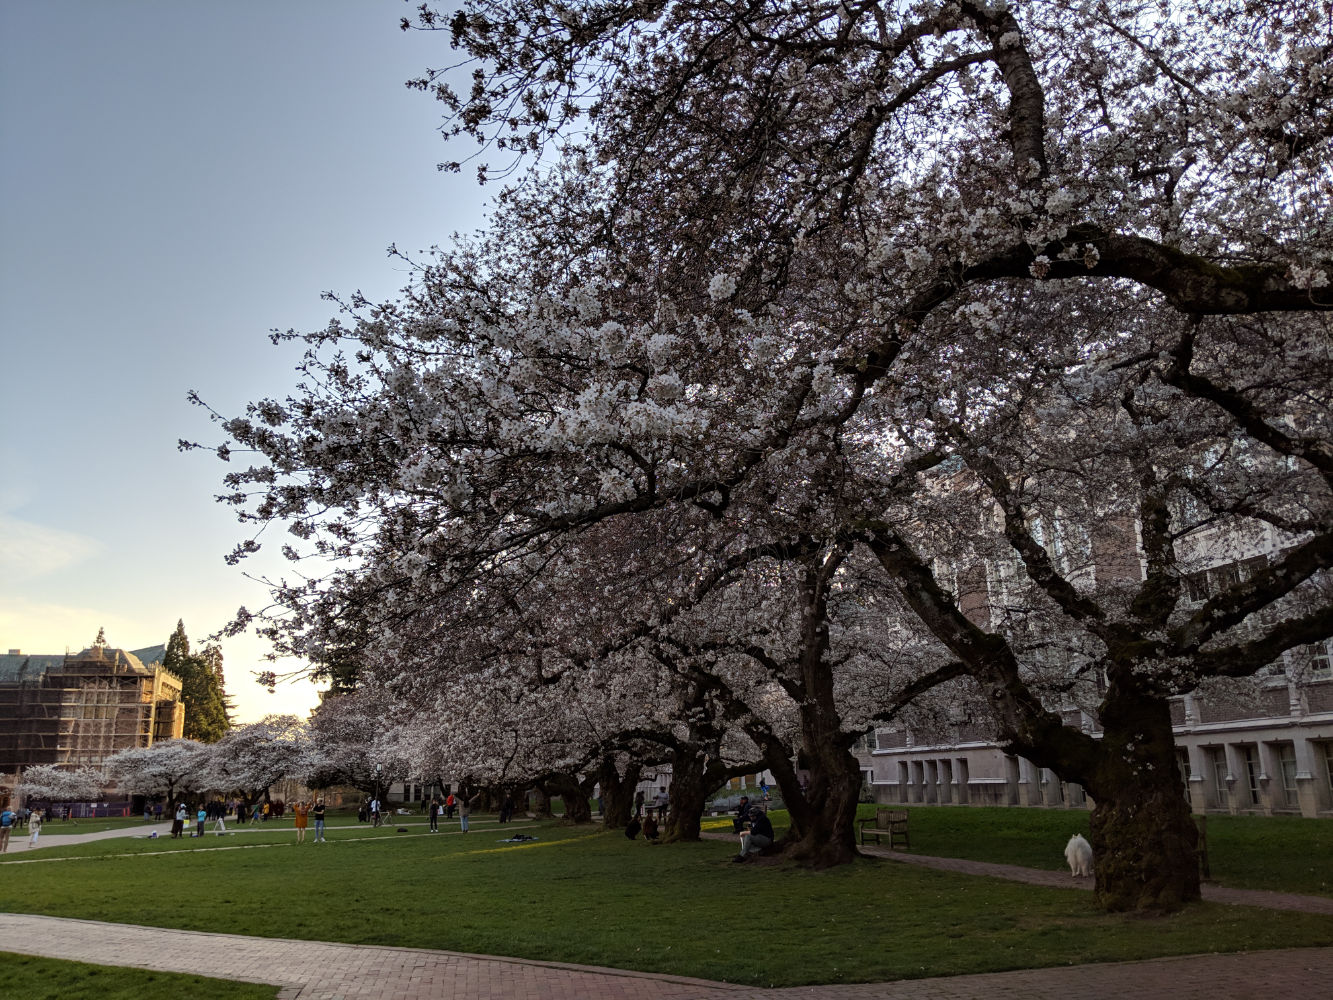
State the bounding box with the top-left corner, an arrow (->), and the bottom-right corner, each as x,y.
13,718 -> 316,813
191,1 -> 1332,912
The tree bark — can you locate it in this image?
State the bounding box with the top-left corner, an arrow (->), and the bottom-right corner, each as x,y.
662,744 -> 709,842
779,551 -> 864,867
597,757 -> 640,831
546,773 -> 593,823
780,717 -> 863,867
1087,682 -> 1200,912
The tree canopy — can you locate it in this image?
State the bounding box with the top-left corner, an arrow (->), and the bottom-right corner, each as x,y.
163,620 -> 232,743
196,1 -> 1331,911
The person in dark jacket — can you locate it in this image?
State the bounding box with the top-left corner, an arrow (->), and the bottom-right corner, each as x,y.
731,795 -> 752,833
733,806 -> 773,862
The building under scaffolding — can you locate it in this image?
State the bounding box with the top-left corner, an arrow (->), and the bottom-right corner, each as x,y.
0,638 -> 184,783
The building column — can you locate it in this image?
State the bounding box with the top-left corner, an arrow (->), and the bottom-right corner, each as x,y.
1222,744 -> 1244,814
1004,755 -> 1021,806
908,761 -> 924,804
1184,745 -> 1209,814
1292,737 -> 1323,818
954,757 -> 970,805
1018,757 -> 1042,807
1256,742 -> 1282,815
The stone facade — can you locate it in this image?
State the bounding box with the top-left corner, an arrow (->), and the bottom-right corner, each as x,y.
857,673 -> 1333,818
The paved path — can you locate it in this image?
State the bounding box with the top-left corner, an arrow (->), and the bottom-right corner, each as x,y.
856,844 -> 1333,915
0,913 -> 1330,999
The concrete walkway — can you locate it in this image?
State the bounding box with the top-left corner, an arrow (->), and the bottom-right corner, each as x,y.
0,913 -> 1330,999
857,843 -> 1333,915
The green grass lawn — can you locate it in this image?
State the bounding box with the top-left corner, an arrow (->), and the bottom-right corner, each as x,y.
1,816 -> 1329,987
854,805 -> 1333,896
0,952 -> 278,1000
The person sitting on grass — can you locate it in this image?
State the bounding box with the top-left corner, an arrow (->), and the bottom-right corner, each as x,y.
641,813 -> 660,842
733,806 -> 773,863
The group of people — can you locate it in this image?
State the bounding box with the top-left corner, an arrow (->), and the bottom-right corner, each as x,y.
424,793 -> 473,832
0,805 -> 41,851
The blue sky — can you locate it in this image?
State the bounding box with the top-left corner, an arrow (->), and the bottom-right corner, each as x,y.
1,1 -> 488,720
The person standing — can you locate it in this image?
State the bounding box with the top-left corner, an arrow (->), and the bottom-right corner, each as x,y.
172,802 -> 187,839
370,796 -> 382,827
428,797 -> 439,832
0,804 -> 14,852
312,798 -> 327,842
458,792 -> 471,833
445,793 -> 455,820
27,808 -> 43,848
196,806 -> 206,838
292,800 -> 309,844
213,805 -> 228,835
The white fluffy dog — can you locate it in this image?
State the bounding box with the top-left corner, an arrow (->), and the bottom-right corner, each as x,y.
1065,833 -> 1093,877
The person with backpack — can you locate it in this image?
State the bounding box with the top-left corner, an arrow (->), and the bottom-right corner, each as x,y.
0,804 -> 14,852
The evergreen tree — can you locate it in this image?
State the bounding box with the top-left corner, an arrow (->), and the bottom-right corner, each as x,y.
163,621 -> 232,743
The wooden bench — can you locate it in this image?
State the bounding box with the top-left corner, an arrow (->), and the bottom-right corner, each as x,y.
858,808 -> 909,850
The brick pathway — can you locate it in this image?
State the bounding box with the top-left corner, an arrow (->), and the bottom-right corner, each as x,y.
0,913 -> 1329,999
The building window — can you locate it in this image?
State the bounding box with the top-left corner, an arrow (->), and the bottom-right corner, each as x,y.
1207,747 -> 1228,808
1242,746 -> 1261,806
1311,641 -> 1333,679
1277,744 -> 1298,805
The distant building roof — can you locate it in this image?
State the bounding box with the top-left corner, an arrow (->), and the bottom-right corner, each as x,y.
0,642 -> 169,683
0,653 -> 66,684
131,644 -> 166,666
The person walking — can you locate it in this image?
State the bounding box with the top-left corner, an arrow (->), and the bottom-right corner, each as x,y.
292,800 -> 309,844
312,798 -> 327,842
213,805 -> 227,835
27,808 -> 43,849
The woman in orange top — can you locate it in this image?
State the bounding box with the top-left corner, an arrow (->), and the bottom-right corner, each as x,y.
292,800 -> 310,844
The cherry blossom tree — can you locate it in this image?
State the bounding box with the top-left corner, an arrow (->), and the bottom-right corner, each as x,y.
18,764 -> 106,805
209,716 -> 310,810
197,1 -> 1331,911
103,739 -> 211,805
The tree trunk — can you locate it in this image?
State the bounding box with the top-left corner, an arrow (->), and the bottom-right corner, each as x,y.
529,785 -> 553,818
781,728 -> 863,867
597,757 -> 640,831
1088,683 -> 1200,912
779,575 -> 864,867
546,774 -> 593,823
662,745 -> 709,842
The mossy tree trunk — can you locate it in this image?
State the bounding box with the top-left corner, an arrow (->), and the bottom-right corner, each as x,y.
1087,682 -> 1200,912
597,757 -> 641,831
